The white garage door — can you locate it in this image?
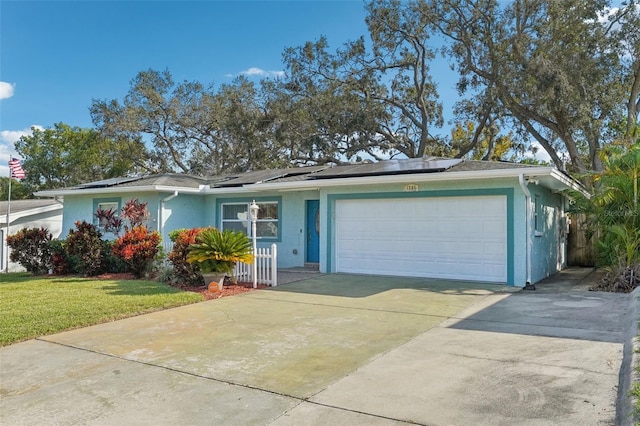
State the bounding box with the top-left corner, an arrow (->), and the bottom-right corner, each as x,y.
335,196 -> 507,282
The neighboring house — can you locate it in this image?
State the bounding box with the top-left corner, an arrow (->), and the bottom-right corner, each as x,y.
1,199 -> 63,272
35,157 -> 586,287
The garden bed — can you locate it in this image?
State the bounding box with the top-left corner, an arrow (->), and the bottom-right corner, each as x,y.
181,283 -> 269,300
95,273 -> 270,301
589,265 -> 640,293
172,281 -> 270,300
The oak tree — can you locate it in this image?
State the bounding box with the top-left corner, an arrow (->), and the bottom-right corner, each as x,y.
14,123 -> 143,190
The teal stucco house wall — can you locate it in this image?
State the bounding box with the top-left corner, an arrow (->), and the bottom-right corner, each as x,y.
36,158 -> 585,287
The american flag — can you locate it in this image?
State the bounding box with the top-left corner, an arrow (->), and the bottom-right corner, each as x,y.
9,158 -> 26,179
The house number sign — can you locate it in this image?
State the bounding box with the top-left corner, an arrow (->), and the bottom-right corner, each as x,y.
403,184 -> 419,192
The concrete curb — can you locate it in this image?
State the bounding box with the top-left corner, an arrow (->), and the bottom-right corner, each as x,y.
617,285 -> 640,426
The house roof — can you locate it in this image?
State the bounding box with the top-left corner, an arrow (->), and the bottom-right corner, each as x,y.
444,160 -> 535,172
0,199 -> 63,225
0,199 -> 61,216
215,166 -> 329,187
306,158 -> 460,179
74,173 -> 213,190
33,158 -> 586,197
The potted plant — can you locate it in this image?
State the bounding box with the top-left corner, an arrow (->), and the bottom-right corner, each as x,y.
186,228 -> 254,290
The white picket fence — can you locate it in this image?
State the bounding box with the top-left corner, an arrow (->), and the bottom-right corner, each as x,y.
162,241 -> 174,254
234,243 -> 278,287
162,241 -> 278,287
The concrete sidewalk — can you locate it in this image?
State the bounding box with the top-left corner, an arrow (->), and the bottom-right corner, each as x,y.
1,268 -> 636,425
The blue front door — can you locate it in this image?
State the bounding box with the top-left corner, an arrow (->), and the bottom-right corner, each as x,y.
306,200 -> 320,263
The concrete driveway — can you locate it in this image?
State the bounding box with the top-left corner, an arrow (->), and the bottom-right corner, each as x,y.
0,269 -> 634,425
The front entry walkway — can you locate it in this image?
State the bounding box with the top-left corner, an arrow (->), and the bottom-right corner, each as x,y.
1,271 -> 632,425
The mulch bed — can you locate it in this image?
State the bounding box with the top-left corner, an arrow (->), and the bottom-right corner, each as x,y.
172,281 -> 269,300
94,273 -> 269,301
589,265 -> 640,293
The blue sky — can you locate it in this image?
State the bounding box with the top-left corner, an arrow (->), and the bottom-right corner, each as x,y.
0,0 -> 550,178
1,1 -> 384,174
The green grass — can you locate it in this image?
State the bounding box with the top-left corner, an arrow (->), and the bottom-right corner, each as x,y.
0,273 -> 203,346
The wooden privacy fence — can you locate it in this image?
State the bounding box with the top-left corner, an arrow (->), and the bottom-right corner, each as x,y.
567,213 -> 597,266
234,243 -> 278,287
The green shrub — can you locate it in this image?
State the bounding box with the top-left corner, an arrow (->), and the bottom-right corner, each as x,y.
154,259 -> 175,283
48,239 -> 73,275
6,227 -> 52,275
597,224 -> 640,268
570,141 -> 640,271
66,221 -> 107,276
168,228 -> 187,243
103,240 -> 128,273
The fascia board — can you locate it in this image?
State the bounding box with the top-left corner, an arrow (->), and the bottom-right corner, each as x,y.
549,169 -> 590,196
34,185 -> 257,197
35,185 -> 206,197
201,187 -> 254,194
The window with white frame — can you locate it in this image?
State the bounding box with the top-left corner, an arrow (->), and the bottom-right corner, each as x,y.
94,199 -> 120,232
221,201 -> 279,238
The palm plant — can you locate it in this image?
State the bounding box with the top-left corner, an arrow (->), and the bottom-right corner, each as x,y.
186,228 -> 254,275
591,142 -> 640,267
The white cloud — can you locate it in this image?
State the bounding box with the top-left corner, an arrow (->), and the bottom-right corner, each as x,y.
228,67 -> 285,79
597,7 -> 619,24
0,126 -> 41,177
524,141 -> 553,164
0,143 -> 13,177
0,81 -> 15,100
242,67 -> 269,76
0,139 -> 12,160
0,125 -> 44,144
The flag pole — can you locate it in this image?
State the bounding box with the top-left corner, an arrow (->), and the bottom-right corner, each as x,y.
6,157 -> 25,273
5,171 -> 11,273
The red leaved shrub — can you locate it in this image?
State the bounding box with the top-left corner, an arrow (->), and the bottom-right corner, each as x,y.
111,226 -> 161,278
6,227 -> 52,275
168,228 -> 207,286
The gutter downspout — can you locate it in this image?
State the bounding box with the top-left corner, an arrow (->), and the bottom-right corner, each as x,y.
519,174 -> 534,289
159,191 -> 179,240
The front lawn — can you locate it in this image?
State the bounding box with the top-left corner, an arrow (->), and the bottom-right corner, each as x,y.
0,273 -> 203,346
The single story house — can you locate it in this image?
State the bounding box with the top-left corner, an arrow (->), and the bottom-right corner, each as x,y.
35,157 -> 586,287
1,198 -> 64,272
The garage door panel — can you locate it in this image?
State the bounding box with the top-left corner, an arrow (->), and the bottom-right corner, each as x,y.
484,263 -> 507,276
483,241 -> 506,255
483,220 -> 505,233
335,196 -> 507,283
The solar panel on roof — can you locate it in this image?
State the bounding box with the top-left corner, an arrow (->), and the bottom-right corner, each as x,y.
216,170 -> 290,187
215,166 -> 331,187
308,158 -> 463,179
282,165 -> 330,176
77,176 -> 143,188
